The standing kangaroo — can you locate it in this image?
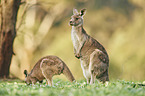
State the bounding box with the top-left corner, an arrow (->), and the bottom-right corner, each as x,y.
69,8 -> 109,84
24,55 -> 75,86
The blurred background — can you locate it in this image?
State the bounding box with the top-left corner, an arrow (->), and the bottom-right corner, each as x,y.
10,0 -> 145,81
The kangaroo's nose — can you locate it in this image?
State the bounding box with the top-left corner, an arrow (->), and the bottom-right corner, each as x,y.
69,21 -> 73,26
70,21 -> 72,23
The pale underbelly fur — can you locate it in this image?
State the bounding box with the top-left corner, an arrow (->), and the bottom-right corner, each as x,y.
80,60 -> 91,79
71,32 -> 80,50
71,30 -> 86,50
71,29 -> 90,78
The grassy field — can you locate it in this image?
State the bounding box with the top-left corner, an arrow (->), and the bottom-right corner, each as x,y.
0,79 -> 144,96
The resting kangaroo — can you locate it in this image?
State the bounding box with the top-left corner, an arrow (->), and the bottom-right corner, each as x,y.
69,8 -> 109,84
24,55 -> 75,86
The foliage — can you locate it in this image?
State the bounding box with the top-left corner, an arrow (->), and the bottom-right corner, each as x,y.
0,79 -> 145,96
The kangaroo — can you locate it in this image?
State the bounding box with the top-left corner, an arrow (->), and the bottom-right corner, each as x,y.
69,8 -> 109,84
24,55 -> 75,86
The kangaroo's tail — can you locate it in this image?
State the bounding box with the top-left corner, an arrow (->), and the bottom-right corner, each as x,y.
62,62 -> 75,82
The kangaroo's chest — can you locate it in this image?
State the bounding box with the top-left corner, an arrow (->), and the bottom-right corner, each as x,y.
71,31 -> 80,47
71,30 -> 86,49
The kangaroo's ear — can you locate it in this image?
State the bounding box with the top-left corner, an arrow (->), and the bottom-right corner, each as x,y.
24,70 -> 28,77
73,8 -> 79,15
80,8 -> 86,16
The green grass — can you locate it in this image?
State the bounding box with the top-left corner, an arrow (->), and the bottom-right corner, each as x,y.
0,79 -> 144,96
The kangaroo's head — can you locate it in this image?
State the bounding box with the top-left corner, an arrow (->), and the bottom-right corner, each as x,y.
69,8 -> 86,27
24,70 -> 33,85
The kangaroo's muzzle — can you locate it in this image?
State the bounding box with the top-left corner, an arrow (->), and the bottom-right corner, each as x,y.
69,21 -> 74,26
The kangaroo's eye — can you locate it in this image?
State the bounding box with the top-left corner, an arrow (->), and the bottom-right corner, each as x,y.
76,18 -> 79,20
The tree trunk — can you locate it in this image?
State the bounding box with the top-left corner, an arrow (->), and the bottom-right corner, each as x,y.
0,0 -> 21,78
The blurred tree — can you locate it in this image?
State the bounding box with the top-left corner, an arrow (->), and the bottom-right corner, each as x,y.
0,0 -> 21,78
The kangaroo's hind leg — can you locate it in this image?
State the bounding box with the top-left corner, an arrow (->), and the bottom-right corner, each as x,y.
90,70 -> 96,84
89,49 -> 108,84
80,60 -> 91,84
41,70 -> 53,86
89,50 -> 100,84
40,59 -> 54,86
